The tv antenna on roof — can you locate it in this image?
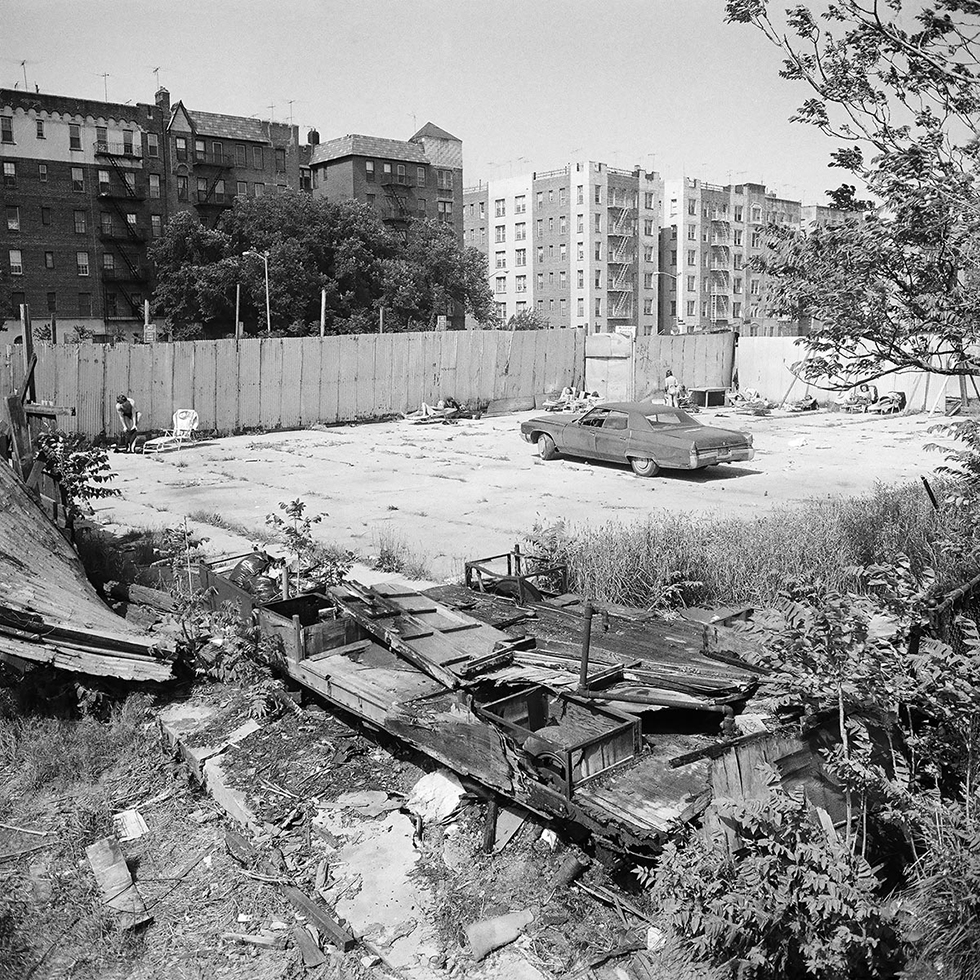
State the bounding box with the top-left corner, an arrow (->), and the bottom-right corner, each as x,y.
151,66 -> 162,88
95,72 -> 110,101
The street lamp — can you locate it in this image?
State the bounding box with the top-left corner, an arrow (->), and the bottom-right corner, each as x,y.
243,249 -> 271,335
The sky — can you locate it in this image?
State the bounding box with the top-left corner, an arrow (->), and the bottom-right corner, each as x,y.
5,0 -> 844,204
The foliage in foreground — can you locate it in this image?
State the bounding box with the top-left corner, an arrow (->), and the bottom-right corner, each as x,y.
646,786 -> 899,980
33,430 -> 119,519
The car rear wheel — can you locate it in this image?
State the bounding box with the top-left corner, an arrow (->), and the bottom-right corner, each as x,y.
630,457 -> 660,478
536,433 -> 558,460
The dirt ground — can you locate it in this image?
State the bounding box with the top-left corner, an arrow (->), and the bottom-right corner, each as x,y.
93,408 -> 941,580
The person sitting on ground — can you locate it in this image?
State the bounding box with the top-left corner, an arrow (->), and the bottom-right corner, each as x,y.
115,393 -> 139,452
418,396 -> 461,419
854,383 -> 878,410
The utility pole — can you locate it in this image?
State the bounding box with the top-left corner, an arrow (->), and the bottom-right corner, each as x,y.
235,283 -> 241,339
320,288 -> 326,337
379,307 -> 385,334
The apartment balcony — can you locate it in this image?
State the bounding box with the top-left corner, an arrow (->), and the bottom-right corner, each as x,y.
95,141 -> 142,160
193,151 -> 235,169
196,191 -> 233,207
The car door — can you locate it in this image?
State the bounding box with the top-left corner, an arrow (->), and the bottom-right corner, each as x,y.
562,408 -> 608,459
593,410 -> 631,462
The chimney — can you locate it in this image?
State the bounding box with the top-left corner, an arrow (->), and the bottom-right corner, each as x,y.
307,128 -> 319,146
155,87 -> 170,115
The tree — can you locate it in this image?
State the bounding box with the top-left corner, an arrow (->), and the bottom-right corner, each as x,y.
726,1 -> 980,387
504,309 -> 551,330
378,219 -> 494,329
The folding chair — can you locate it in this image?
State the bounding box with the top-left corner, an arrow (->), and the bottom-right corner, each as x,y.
142,409 -> 200,454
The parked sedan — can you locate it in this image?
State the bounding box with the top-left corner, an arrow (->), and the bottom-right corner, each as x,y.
520,402 -> 754,477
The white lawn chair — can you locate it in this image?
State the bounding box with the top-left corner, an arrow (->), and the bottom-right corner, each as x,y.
143,409 -> 200,454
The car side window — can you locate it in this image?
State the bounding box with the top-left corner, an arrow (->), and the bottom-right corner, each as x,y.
580,409 -> 608,428
647,412 -> 683,426
602,412 -> 629,431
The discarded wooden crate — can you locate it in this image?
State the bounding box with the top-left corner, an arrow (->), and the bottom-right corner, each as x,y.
256,592 -> 342,664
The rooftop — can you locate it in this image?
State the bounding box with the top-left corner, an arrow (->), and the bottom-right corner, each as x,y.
311,134 -> 429,166
186,108 -> 292,144
410,121 -> 461,142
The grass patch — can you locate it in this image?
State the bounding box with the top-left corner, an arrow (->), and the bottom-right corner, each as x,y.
188,509 -> 277,543
371,526 -> 433,580
527,480 -> 960,609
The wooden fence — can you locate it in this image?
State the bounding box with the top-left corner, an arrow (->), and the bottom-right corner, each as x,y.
735,336 -> 957,410
1,330 -> 586,437
585,331 -> 736,401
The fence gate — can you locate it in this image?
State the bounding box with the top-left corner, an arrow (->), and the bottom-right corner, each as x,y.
585,332 -> 633,401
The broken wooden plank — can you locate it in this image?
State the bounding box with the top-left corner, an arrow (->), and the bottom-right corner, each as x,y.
291,924 -> 327,966
86,837 -> 152,930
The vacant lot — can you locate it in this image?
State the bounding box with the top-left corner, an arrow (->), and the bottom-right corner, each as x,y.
95,408 -> 941,579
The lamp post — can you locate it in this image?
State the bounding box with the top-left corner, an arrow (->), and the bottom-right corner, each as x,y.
244,249 -> 271,335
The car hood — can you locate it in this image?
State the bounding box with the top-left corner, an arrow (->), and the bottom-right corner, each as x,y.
524,413 -> 582,426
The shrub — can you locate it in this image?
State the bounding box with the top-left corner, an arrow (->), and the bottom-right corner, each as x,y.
33,430 -> 120,518
644,785 -> 901,979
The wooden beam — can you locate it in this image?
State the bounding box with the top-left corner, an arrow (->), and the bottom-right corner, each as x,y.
20,304 -> 35,403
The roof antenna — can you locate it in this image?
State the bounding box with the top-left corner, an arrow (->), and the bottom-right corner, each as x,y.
20,60 -> 28,91
98,72 -> 110,101
151,66 -> 161,88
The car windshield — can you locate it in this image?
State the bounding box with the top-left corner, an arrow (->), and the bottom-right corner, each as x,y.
641,408 -> 698,427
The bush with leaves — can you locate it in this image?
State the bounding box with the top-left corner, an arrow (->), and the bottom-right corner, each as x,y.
33,430 -> 119,519
264,498 -> 352,594
645,781 -> 900,980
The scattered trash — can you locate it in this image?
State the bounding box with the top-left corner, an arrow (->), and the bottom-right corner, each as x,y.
647,926 -> 667,951
465,908 -> 535,961
112,808 -> 149,842
550,853 -> 591,890
320,790 -> 402,819
292,924 -> 327,967
86,836 -> 152,930
406,770 -> 466,823
493,804 -> 530,853
540,829 -> 559,850
221,931 -> 279,947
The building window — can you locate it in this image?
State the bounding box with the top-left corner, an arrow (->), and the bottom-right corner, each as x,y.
495,199 -> 505,217
750,279 -> 760,295
536,191 -> 543,207
438,200 -> 452,224
686,300 -> 696,317
46,292 -> 56,313
37,163 -> 47,183
687,249 -> 696,266
148,133 -> 159,158
71,167 -> 84,192
416,166 -> 425,187
149,174 -> 161,199
69,123 -> 81,150
516,300 -> 527,314
643,272 -> 653,288
751,205 -> 762,222
177,176 -> 188,201
1,116 -> 12,143
560,298 -> 567,317
34,118 -> 45,139
515,248 -> 527,267
275,147 -> 286,172
237,180 -> 248,198
558,187 -> 567,205
558,243 -> 566,260
74,210 -> 87,234
100,212 -> 113,235
536,273 -> 544,289
734,206 -> 743,222
734,230 -> 743,246
252,146 -> 263,169
751,232 -> 761,247
98,169 -> 110,194
235,143 -> 246,167
516,275 -> 527,293
495,225 -> 505,243
78,292 -> 92,316
124,172 -> 136,193
44,251 -> 54,268
254,182 -> 265,197
76,251 -> 89,276
8,249 -> 23,275
576,214 -> 584,234
734,277 -> 743,293
103,253 -> 115,273
515,194 -> 526,214
594,185 -> 601,204
495,276 -> 507,294
300,168 -> 312,192
669,301 -> 677,316
733,301 -> 741,317
595,298 -> 602,316
176,136 -> 188,161
594,242 -> 601,260
515,222 -> 526,241
548,217 -> 554,233
197,177 -> 208,200
123,130 -> 134,156
126,212 -> 137,228
734,254 -> 743,270
644,191 -> 654,209
536,246 -> 544,263
685,275 -> 694,292
6,206 -> 19,231
577,269 -> 584,289
560,215 -> 568,234
215,179 -> 226,203
577,298 -> 584,316
643,299 -> 653,315
151,215 -> 163,237
417,198 -> 426,213
106,292 -> 118,318
559,270 -> 567,288
495,251 -> 506,269
687,224 -> 697,241
478,201 -> 485,218
437,169 -> 453,190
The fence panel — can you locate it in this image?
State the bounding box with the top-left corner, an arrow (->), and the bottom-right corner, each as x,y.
280,339 -> 304,427
214,341 -> 240,431
318,337 -> 341,424
238,340 -> 262,429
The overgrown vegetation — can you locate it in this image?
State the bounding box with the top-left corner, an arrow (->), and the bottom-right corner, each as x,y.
371,526 -> 433,580
33,430 -> 119,519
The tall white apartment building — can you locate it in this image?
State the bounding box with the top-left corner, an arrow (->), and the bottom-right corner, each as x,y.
464,161 -> 664,335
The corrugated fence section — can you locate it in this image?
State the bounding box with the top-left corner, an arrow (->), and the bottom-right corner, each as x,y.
634,332 -> 735,399
735,336 -> 955,410
2,330 -> 586,437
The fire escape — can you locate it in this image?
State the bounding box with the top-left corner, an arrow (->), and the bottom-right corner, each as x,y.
192,147 -> 234,228
95,142 -> 148,320
708,207 -> 731,328
606,193 -> 636,322
379,171 -> 413,237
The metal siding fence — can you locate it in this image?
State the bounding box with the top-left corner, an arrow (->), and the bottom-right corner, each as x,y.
1,329 -> 585,437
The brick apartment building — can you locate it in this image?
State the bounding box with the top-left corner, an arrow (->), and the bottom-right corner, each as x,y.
309,122 -> 463,243
1,86 -> 306,343
658,178 -> 846,336
463,161 -> 664,335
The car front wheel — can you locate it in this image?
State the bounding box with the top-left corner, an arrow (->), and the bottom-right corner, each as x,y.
630,457 -> 660,477
536,433 -> 558,460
